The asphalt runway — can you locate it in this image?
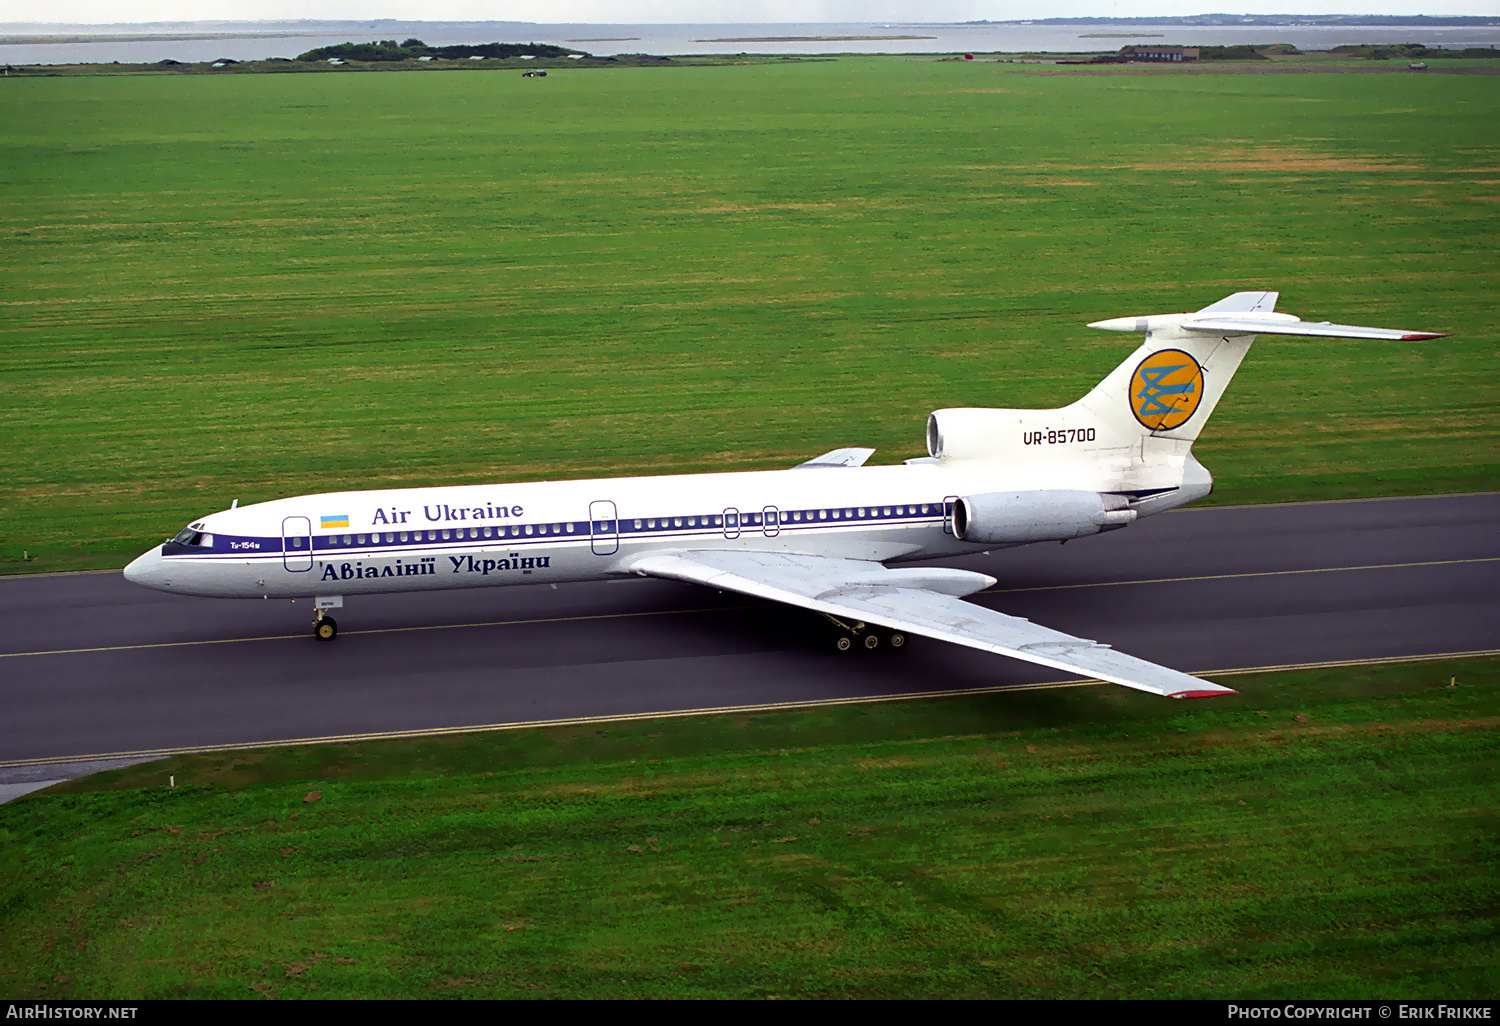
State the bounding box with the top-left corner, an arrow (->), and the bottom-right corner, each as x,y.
2,492 -> 1497,795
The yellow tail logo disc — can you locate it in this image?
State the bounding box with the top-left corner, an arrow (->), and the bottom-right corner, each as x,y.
1130,349 -> 1204,431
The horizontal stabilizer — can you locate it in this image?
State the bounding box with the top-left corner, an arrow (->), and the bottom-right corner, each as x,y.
1090,292 -> 1444,340
622,549 -> 1236,700
1183,316 -> 1447,341
794,447 -> 876,469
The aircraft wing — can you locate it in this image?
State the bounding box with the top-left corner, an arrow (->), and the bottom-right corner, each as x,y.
621,549 -> 1235,699
793,447 -> 876,469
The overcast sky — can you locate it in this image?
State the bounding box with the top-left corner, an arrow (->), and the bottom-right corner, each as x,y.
5,1 -> 1494,25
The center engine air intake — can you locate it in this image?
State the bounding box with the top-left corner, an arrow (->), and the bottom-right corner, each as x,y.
953,490 -> 1136,544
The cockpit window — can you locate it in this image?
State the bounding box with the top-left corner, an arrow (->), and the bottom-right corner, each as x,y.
171,528 -> 212,547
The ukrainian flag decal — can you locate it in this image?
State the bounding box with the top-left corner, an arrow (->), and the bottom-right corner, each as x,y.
1129,349 -> 1204,431
321,515 -> 350,529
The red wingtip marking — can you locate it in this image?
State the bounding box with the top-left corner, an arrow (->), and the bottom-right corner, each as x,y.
1172,689 -> 1238,699
1401,333 -> 1449,340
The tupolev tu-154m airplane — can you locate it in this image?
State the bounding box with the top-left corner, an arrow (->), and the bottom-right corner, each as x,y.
124,292 -> 1446,700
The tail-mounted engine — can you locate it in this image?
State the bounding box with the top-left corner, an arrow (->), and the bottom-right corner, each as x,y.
926,409 -> 1018,461
953,490 -> 1136,545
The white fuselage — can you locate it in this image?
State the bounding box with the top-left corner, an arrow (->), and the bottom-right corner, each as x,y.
123,457 -> 1155,600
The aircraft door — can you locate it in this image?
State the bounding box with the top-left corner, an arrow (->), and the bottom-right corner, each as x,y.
762,506 -> 781,537
282,516 -> 312,572
589,500 -> 619,555
722,508 -> 740,540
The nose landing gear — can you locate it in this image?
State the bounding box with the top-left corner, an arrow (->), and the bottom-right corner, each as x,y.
314,611 -> 338,641
312,595 -> 343,641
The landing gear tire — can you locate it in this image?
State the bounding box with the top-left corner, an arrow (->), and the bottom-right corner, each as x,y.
315,616 -> 338,641
862,633 -> 880,651
834,635 -> 853,654
885,631 -> 907,651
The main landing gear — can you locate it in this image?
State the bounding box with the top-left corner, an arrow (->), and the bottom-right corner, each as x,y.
822,614 -> 908,655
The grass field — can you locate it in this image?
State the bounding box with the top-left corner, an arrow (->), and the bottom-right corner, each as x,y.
1,58 -> 1497,573
2,656 -> 1495,998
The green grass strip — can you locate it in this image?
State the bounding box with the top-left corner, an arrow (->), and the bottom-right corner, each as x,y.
2,656 -> 1495,998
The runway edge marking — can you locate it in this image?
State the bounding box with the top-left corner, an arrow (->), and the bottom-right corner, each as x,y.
5,648 -> 1497,771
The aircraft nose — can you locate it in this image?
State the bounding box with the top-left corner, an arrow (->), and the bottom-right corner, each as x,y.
123,547 -> 170,591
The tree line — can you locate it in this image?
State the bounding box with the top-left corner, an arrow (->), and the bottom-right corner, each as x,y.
1331,43 -> 1500,59
296,39 -> 586,62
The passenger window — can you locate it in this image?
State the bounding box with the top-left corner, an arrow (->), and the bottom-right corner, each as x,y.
524,525 -> 534,536
400,532 -> 409,542
483,527 -> 492,538
343,535 -> 352,545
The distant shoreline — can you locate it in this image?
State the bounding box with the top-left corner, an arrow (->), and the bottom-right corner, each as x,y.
4,20 -> 1496,66
0,32 -> 326,45
695,36 -> 936,43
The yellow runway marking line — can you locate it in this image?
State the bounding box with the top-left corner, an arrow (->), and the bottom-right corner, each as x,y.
4,649 -> 1496,771
986,556 -> 1500,595
0,606 -> 738,660
3,555 -> 1494,660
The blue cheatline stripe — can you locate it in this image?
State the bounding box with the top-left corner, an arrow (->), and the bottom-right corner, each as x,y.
164,502 -> 952,558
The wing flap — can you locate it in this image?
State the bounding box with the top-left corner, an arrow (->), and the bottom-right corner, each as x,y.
624,550 -> 1235,699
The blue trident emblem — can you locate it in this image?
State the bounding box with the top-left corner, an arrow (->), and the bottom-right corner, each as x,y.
1135,363 -> 1197,418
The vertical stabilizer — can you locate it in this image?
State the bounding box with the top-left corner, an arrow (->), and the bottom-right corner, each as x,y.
925,292 -> 1443,506
1074,291 -> 1277,447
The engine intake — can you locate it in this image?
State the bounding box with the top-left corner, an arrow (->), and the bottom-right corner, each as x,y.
953,490 -> 1136,544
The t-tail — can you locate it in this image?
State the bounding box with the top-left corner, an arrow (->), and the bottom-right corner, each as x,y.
925,291 -> 1446,515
